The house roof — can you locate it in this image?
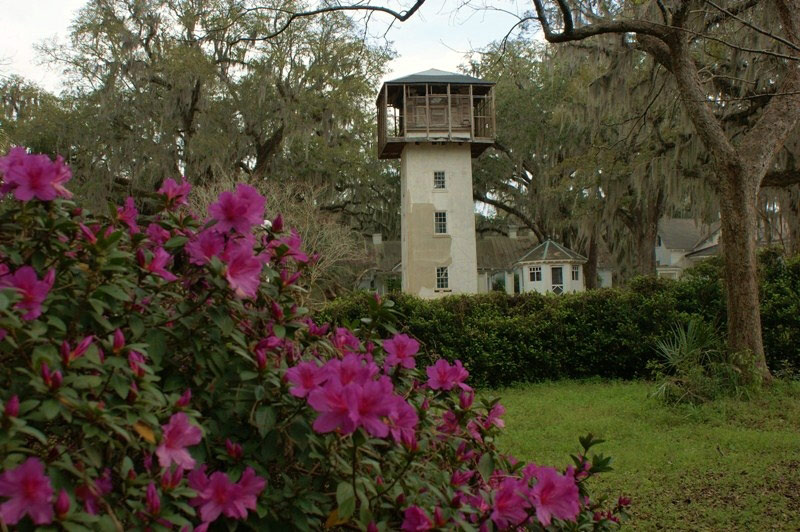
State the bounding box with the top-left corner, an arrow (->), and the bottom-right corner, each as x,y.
476,236 -> 538,270
658,218 -> 706,250
515,239 -> 587,264
385,69 -> 494,86
686,244 -> 719,258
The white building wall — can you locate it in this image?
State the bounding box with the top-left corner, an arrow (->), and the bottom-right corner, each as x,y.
518,262 -> 585,294
400,143 -> 478,298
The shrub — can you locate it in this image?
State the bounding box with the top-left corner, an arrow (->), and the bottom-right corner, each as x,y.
323,258 -> 799,388
649,318 -> 761,404
0,148 -> 626,530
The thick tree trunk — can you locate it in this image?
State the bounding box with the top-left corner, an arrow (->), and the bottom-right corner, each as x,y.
634,220 -> 658,276
784,186 -> 800,255
584,234 -> 598,289
718,172 -> 770,378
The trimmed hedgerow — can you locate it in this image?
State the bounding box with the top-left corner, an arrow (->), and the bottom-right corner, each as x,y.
322,252 -> 798,388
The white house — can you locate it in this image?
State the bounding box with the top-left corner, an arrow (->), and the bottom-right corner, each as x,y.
514,240 -> 587,294
361,233 -> 604,295
656,218 -> 720,279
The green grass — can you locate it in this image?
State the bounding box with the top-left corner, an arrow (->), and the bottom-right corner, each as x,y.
494,379 -> 800,531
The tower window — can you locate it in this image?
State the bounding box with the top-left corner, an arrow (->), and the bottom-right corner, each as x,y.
434,211 -> 447,234
529,266 -> 542,282
436,266 -> 449,289
572,265 -> 580,281
434,171 -> 446,189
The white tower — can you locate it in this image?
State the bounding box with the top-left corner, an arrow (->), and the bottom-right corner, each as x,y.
377,69 -> 496,298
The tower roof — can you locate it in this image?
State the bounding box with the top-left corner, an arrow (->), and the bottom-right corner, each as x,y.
515,239 -> 587,264
385,68 -> 494,85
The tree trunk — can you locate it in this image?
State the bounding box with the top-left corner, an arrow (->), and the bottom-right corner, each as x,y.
718,172 -> 770,378
634,221 -> 658,276
584,234 -> 598,289
784,186 -> 800,255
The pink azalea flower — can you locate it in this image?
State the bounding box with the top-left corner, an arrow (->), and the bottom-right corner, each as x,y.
156,413 -> 203,470
223,241 -> 263,298
326,353 -> 378,387
529,466 -> 580,527
331,327 -> 360,352
158,177 -> 192,209
189,467 -> 265,523
186,230 -> 225,265
117,197 -> 140,234
75,469 -> 112,515
0,266 -> 55,320
383,333 -> 420,369
307,380 -> 358,435
0,148 -> 72,201
146,223 -> 171,247
451,470 -> 475,486
491,477 -> 531,529
426,359 -> 471,391
484,403 -> 506,429
387,396 -> 419,448
209,184 -> 266,234
0,457 -> 54,525
285,361 -> 325,398
351,377 -> 395,437
141,247 -> 178,282
271,229 -> 309,264
401,505 -> 433,531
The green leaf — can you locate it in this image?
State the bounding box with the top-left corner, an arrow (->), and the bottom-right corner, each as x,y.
477,452 -> 495,482
16,424 -> 48,445
254,406 -> 276,437
145,329 -> 167,366
336,481 -> 356,520
41,399 -> 60,420
164,235 -> 189,249
129,314 -> 145,339
96,284 -> 130,302
211,311 -> 234,337
91,312 -> 114,331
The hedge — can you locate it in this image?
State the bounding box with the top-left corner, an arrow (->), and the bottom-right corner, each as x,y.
322,250 -> 800,388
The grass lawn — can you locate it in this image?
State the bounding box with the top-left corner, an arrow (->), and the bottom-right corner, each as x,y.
494,380 -> 800,531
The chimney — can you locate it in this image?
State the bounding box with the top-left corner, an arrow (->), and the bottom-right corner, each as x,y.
508,225 -> 518,240
372,233 -> 382,245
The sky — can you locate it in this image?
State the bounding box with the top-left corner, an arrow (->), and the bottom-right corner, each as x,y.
0,0 -> 529,93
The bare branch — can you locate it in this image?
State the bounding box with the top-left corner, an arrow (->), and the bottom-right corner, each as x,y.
704,0 -> 800,52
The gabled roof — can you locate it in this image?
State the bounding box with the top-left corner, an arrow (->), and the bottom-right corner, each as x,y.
658,218 -> 705,250
515,239 -> 587,264
476,236 -> 538,270
385,69 -> 494,86
686,244 -> 719,259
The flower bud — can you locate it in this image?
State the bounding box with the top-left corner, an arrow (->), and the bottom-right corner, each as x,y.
51,370 -> 63,390
55,489 -> 70,519
112,329 -> 125,353
146,482 -> 161,515
271,214 -> 283,232
618,496 -> 632,508
3,395 -> 19,418
255,349 -> 268,371
225,438 -> 243,460
176,388 -> 192,408
459,389 -> 475,410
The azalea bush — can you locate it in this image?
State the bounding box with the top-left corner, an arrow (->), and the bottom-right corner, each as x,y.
0,147 -> 628,530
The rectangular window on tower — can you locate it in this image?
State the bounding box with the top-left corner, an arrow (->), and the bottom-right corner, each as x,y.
434,211 -> 447,234
529,266 -> 542,282
436,266 -> 449,290
572,265 -> 580,281
434,171 -> 446,189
